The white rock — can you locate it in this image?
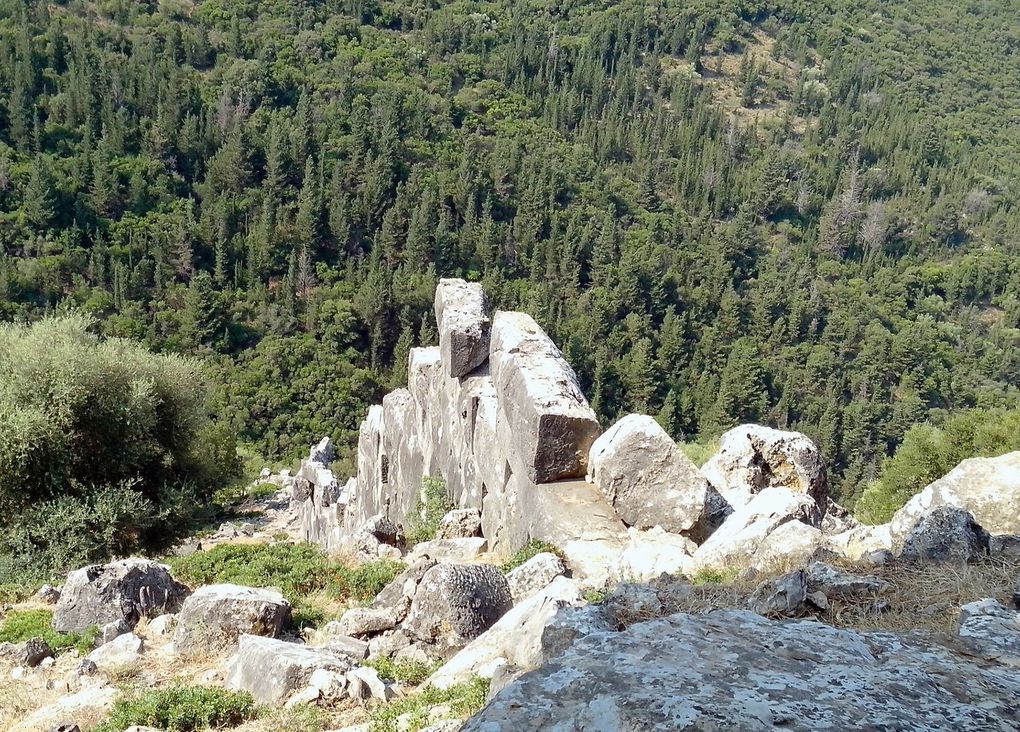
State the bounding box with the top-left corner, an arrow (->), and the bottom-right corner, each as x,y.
86,633 -> 144,671
173,584 -> 292,657
336,606 -> 398,638
348,665 -> 394,702
434,278 -> 491,378
408,537 -> 488,563
611,527 -> 696,583
956,598 -> 1020,667
146,614 -> 177,636
505,552 -> 566,603
226,634 -> 350,706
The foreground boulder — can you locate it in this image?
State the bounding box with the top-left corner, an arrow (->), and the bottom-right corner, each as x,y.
173,584 -> 292,656
505,552 -> 566,604
956,598 -> 1019,667
897,506 -> 989,564
587,414 -> 712,536
890,451 -> 1020,538
226,634 -> 350,705
465,609 -> 1020,730
54,559 -> 189,633
404,564 -> 512,654
86,632 -> 144,671
701,425 -> 828,510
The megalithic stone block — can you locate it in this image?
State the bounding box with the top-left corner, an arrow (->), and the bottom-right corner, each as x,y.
490,311 -> 601,483
434,278 -> 491,378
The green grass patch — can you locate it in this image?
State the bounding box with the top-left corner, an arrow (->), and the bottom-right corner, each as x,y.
368,677 -> 489,732
500,539 -> 564,573
582,588 -> 608,605
92,686 -> 262,732
691,567 -> 738,585
0,583 -> 34,605
364,657 -> 441,686
0,609 -> 98,655
679,438 -> 719,468
406,477 -> 453,545
167,543 -> 402,629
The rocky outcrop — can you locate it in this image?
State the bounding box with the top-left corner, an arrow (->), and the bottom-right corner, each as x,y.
173,584 -> 292,657
956,598 -> 1019,667
465,609 -> 1020,730
897,506 -> 989,564
53,559 -> 189,633
701,425 -> 828,510
404,564 -> 512,654
890,451 -> 1020,538
505,553 -> 566,604
295,279 -> 613,557
586,414 -> 713,536
226,634 -> 350,706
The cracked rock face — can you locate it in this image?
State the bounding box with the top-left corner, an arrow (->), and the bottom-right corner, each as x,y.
897,506 -> 989,564
956,598 -> 1020,667
464,609 -> 1020,731
53,559 -> 190,634
434,278 -> 491,378
173,584 -> 292,657
701,424 -> 828,510
587,414 -> 712,536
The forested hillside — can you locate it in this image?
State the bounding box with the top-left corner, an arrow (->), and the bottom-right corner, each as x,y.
1,0 -> 1018,506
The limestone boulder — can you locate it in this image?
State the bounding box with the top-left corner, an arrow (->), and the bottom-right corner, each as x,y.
434,278 -> 491,378
226,634 -> 351,706
404,564 -> 512,655
701,425 -> 828,509
371,557 -> 436,621
86,632 -> 144,671
505,552 -> 566,604
173,584 -> 291,657
489,312 -> 601,483
693,487 -> 820,571
53,559 -> 189,633
435,508 -> 483,540
752,520 -> 828,572
747,569 -> 808,617
465,609 -> 1020,730
956,598 -> 1019,667
334,606 -> 397,638
539,605 -> 613,661
610,527 -> 695,583
804,562 -> 889,599
890,452 -> 1020,538
428,576 -> 584,689
586,414 -> 712,536
408,537 -> 487,563
896,506 -> 989,564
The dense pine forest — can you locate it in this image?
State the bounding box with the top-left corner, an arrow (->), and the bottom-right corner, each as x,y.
1,0 -> 1019,511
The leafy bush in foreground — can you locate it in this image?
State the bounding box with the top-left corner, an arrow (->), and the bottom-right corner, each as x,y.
92,686 -> 261,732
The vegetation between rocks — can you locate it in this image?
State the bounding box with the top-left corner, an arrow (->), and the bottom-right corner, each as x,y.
406,477 -> 453,545
368,676 -> 490,732
364,657 -> 441,686
0,609 -> 97,656
500,540 -> 565,573
91,685 -> 262,732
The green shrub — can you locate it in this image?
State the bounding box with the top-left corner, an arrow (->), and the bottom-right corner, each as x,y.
500,540 -> 565,573
0,609 -> 98,655
92,686 -> 261,732
368,677 -> 489,732
679,438 -> 720,467
364,657 -> 441,686
691,567 -> 737,585
406,477 -> 453,545
168,543 -> 402,617
856,408 -> 1020,522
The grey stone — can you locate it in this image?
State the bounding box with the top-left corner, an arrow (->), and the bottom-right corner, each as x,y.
603,583 -> 662,628
701,424 -> 828,510
988,534 -> 1020,560
435,278 -> 491,378
804,562 -> 890,599
147,614 -> 176,636
372,557 -> 436,621
898,506 -> 989,564
320,634 -> 370,663
405,564 -> 512,653
539,605 -> 613,662
820,497 -> 861,535
693,488 -> 820,571
53,558 -> 189,633
587,414 -> 713,536
347,665 -> 395,702
408,537 -> 488,563
86,632 -> 144,671
309,436 -> 335,465
489,311 -> 601,483
747,569 -> 808,617
35,584 -> 61,604
395,642 -> 435,665
428,576 -> 584,689
367,629 -> 410,659
752,520 -> 828,572
505,552 -> 566,603
335,606 -> 398,638
172,584 -> 291,657
99,618 -> 131,645
466,609 -> 1020,731
956,598 -> 1019,666
226,635 -> 350,706
435,508 -> 483,540
891,451 -> 1020,537
23,638 -> 54,667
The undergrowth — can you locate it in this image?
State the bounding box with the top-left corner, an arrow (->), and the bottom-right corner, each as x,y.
368,676 -> 489,732
406,477 -> 453,545
91,686 -> 262,732
500,539 -> 565,573
364,657 -> 441,686
0,609 -> 98,655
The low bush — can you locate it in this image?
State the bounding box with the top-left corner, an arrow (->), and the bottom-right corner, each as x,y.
500,539 -> 564,573
368,677 -> 489,732
91,686 -> 262,732
364,657 -> 441,686
0,609 -> 98,655
406,477 -> 453,545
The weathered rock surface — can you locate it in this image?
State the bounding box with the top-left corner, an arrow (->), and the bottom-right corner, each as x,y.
9,686 -> 118,732
173,584 -> 291,656
21,637 -> 53,667
693,487 -> 820,570
505,552 -> 566,604
989,534 -> 1020,560
226,634 -> 350,706
752,520 -> 827,572
435,508 -> 483,540
587,414 -> 712,536
891,451 -> 1020,537
408,537 -> 488,563
405,564 -> 512,653
53,559 -> 189,633
335,606 -> 398,638
465,609 -> 1020,731
86,632 -> 144,671
956,598 -> 1019,667
701,425 -> 828,509
371,557 -> 436,621
428,577 -> 584,689
435,278 -> 491,378
897,506 -> 989,564
747,569 -> 808,617
804,562 -> 889,599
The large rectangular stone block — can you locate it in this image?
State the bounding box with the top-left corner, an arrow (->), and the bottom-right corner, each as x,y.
434,278 -> 491,378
